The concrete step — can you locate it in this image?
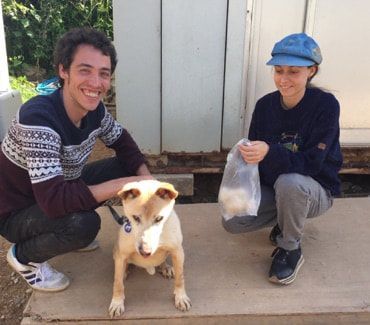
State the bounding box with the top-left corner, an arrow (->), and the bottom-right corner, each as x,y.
155,173 -> 193,196
21,198 -> 370,324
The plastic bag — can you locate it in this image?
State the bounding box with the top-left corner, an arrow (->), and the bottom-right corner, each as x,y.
218,138 -> 261,221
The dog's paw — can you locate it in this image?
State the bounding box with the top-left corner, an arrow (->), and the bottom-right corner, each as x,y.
109,298 -> 125,318
158,264 -> 174,279
174,292 -> 192,311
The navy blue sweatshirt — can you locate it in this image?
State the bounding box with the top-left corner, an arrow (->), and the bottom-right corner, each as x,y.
248,87 -> 342,196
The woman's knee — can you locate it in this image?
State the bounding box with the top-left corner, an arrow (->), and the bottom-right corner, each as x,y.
274,173 -> 308,197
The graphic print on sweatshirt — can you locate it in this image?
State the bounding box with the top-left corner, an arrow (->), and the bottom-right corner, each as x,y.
279,132 -> 302,153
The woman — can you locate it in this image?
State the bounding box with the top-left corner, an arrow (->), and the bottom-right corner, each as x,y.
222,33 -> 343,285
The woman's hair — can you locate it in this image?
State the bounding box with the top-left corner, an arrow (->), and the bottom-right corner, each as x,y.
306,65 -> 319,88
53,27 -> 117,86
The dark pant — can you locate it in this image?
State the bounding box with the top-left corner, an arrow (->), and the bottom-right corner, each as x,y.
0,157 -> 131,264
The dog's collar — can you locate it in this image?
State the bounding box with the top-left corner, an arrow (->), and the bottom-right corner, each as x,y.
107,206 -> 132,233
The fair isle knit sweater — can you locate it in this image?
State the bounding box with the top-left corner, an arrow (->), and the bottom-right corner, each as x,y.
248,87 -> 343,196
0,89 -> 146,219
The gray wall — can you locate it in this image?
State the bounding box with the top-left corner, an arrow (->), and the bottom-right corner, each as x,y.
113,0 -> 370,153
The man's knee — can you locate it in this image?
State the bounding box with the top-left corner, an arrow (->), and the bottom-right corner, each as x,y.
222,215 -> 257,234
62,211 -> 101,247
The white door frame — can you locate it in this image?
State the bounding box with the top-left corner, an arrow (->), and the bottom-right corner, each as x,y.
0,1 -> 10,92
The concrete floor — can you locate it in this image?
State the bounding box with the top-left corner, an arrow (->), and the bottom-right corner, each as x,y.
22,198 -> 370,324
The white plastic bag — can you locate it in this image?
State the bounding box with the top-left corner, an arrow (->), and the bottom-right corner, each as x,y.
218,138 -> 261,221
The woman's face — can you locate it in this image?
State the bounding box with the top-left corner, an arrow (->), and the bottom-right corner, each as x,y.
273,65 -> 316,106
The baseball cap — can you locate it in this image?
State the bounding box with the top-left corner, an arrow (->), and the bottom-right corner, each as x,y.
266,33 -> 322,66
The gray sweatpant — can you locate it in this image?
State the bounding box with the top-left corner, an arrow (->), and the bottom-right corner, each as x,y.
222,173 -> 333,250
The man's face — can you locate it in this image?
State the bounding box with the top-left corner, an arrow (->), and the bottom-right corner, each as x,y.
59,44 -> 111,117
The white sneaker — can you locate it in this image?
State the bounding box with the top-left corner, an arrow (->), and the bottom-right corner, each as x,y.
7,244 -> 70,292
76,239 -> 99,252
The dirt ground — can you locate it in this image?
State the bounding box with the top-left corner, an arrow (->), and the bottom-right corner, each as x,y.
0,237 -> 31,325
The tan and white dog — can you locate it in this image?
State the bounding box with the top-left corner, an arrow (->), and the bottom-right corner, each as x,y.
108,180 -> 191,318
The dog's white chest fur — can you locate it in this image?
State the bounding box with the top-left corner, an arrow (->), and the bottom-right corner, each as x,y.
118,210 -> 182,270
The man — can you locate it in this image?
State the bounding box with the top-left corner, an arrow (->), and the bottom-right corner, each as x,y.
0,27 -> 152,291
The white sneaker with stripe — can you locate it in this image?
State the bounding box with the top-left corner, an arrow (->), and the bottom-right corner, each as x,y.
6,244 -> 70,292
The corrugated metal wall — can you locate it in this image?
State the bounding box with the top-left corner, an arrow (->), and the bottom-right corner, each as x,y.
113,0 -> 370,154
113,0 -> 246,154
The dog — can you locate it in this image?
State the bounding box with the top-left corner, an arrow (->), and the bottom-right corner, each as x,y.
108,180 -> 191,317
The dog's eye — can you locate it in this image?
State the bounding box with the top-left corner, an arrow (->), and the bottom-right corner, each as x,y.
154,216 -> 163,223
132,215 -> 141,223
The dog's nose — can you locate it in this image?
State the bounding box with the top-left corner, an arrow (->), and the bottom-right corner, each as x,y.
138,244 -> 152,257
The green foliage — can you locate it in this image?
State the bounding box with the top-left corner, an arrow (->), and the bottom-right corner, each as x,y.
3,0 -> 113,79
8,55 -> 29,76
10,76 -> 37,103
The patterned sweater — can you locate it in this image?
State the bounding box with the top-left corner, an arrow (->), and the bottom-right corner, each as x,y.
0,89 -> 146,219
248,87 -> 343,196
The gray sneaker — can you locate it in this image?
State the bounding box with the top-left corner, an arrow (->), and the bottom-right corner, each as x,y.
7,244 -> 70,292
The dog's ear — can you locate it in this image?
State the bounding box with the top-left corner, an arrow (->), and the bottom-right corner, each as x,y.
155,183 -> 178,200
117,188 -> 141,200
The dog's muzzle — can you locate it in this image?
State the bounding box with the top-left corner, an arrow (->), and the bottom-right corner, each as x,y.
138,243 -> 152,258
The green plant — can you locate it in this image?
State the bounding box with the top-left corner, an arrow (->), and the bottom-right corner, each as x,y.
3,0 -> 113,79
8,55 -> 30,76
10,76 -> 38,103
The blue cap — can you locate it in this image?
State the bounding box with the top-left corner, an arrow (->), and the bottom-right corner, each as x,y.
266,33 -> 322,66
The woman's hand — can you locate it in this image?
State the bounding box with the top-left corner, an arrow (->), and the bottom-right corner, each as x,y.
238,141 -> 269,164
